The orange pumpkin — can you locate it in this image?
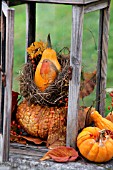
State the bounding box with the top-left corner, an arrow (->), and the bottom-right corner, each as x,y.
77,127 -> 113,162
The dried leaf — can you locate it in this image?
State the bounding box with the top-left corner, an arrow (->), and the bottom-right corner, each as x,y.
40,146 -> 78,162
106,111 -> 113,123
10,133 -> 27,144
80,70 -> 96,99
12,91 -> 19,114
21,136 -> 46,145
27,41 -> 47,59
10,131 -> 46,145
78,106 -> 95,130
105,130 -> 113,139
48,140 -> 66,150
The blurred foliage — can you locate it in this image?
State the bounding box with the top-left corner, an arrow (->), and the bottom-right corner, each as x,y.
13,2 -> 113,113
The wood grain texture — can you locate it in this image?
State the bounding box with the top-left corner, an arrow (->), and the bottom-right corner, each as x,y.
66,5 -> 84,148
2,1 -> 8,17
22,0 -> 100,5
1,3 -> 15,162
10,143 -> 48,157
8,1 -> 25,6
8,0 -> 102,5
96,2 -> 110,116
0,1 -> 2,134
84,0 -> 109,13
0,8 -> 6,163
0,2 -> 2,162
25,2 -> 36,62
1,8 -> 6,136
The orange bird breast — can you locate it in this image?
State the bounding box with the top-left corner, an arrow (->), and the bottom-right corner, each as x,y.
40,59 -> 58,83
34,59 -> 58,91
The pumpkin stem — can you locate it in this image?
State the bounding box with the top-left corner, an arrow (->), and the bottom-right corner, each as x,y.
98,129 -> 106,146
47,33 -> 52,49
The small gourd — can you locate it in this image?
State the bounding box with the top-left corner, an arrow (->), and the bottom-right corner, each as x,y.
77,127 -> 113,162
34,34 -> 61,91
90,111 -> 113,131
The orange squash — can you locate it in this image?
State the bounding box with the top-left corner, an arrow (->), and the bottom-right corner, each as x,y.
90,111 -> 113,131
77,127 -> 113,162
34,34 -> 61,91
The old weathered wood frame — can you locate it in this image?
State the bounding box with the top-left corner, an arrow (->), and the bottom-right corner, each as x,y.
0,0 -> 111,162
0,1 -> 14,162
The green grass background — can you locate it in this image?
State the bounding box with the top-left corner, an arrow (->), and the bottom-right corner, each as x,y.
13,2 -> 113,114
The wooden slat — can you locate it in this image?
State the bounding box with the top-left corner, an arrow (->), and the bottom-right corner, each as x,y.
96,4 -> 110,116
1,7 -> 14,162
2,1 -> 14,17
84,0 -> 109,13
2,1 -> 8,17
7,0 -> 101,5
21,0 -> 100,5
8,1 -> 25,7
0,0 -> 2,134
25,2 -> 36,62
10,143 -> 48,158
0,10 -> 6,163
66,5 -> 84,148
0,7 -> 6,139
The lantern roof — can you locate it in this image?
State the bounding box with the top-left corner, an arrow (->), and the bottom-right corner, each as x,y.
7,0 -> 102,6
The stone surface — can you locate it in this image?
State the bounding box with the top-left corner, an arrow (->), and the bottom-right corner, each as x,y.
0,154 -> 113,170
0,143 -> 113,170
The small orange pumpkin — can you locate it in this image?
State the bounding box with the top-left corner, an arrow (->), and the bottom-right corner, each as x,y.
77,127 -> 113,162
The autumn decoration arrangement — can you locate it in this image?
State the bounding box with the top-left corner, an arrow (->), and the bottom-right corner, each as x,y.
10,34 -> 113,163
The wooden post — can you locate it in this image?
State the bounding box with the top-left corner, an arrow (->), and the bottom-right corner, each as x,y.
66,5 -> 84,148
0,7 -> 6,136
0,0 -> 2,133
26,2 -> 36,62
0,1 -> 14,162
96,2 -> 110,116
0,1 -> 2,161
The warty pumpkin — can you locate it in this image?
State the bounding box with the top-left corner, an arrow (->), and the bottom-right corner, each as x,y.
16,99 -> 67,148
77,127 -> 113,162
34,34 -> 61,91
90,111 -> 113,131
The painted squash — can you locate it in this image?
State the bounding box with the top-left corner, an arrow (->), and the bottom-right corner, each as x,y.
90,111 -> 113,131
77,127 -> 113,162
34,34 -> 61,91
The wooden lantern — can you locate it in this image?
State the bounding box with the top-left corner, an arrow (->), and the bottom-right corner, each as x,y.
0,0 -> 111,162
